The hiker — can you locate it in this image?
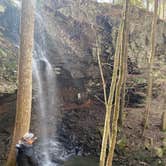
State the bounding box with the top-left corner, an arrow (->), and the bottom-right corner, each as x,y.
16,133 -> 38,166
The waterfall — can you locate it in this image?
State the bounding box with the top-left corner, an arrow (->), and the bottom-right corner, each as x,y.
32,12 -> 61,166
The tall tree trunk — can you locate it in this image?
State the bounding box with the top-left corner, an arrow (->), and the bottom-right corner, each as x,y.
119,0 -> 129,126
106,22 -> 124,166
105,0 -> 128,164
143,0 -> 158,134
6,0 -> 35,165
99,0 -> 129,164
99,21 -> 123,166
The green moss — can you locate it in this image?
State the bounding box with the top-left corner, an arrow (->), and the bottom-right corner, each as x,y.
132,77 -> 147,84
117,137 -> 127,150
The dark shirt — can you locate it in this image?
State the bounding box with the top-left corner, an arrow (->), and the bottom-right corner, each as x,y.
16,143 -> 38,166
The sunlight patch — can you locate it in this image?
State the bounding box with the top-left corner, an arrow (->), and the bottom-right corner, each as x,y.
10,0 -> 21,8
97,0 -> 111,3
0,5 -> 6,13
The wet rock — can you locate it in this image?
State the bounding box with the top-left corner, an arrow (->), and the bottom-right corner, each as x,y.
57,106 -> 104,156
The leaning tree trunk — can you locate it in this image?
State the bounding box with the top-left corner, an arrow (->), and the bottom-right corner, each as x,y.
105,1 -> 129,164
106,23 -> 124,166
143,0 -> 158,134
99,0 -> 129,164
99,21 -> 123,166
6,0 -> 35,165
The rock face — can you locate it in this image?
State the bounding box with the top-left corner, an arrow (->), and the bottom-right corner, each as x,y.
0,0 -> 19,95
41,1 -> 166,155
0,0 -> 166,161
41,1 -> 166,111
0,93 -> 16,165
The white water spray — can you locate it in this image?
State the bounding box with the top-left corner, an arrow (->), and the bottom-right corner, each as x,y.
32,13 -> 58,165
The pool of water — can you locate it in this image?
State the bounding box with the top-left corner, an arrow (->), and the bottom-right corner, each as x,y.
64,156 -> 99,166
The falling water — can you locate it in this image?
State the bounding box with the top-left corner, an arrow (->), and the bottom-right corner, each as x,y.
32,12 -> 61,165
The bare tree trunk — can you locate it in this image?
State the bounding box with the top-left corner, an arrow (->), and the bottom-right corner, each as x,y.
99,0 -> 129,164
106,23 -> 124,165
143,0 -> 158,135
105,0 -> 129,164
99,21 -> 123,166
6,1 -> 35,165
119,0 -> 129,127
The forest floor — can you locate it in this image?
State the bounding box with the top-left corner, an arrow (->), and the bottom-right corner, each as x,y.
114,94 -> 166,166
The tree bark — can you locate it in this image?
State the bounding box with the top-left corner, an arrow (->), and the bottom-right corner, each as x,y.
119,0 -> 129,126
106,24 -> 124,165
6,0 -> 35,165
143,0 -> 158,134
106,2 -> 128,165
99,0 -> 129,164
